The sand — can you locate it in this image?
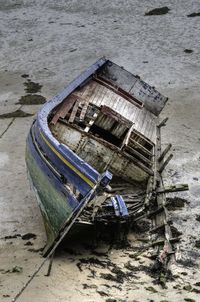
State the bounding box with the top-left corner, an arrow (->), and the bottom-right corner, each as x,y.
0,1 -> 200,301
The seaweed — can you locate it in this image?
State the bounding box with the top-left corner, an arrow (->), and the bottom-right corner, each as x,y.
184,49 -> 193,54
24,80 -> 42,93
145,7 -> 170,16
0,109 -> 33,119
21,74 -> 29,78
166,197 -> 189,210
18,94 -> 46,105
187,12 -> 200,17
2,234 -> 21,239
21,233 -> 37,240
195,240 -> 200,248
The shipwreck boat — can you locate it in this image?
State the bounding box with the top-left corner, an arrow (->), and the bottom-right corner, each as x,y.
26,58 -> 170,256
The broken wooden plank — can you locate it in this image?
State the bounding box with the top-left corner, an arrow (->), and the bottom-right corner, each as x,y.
50,96 -> 77,125
150,221 -> 172,234
121,123 -> 135,148
157,184 -> 189,194
69,99 -> 81,123
71,93 -> 90,122
151,237 -> 180,247
45,252 -> 55,277
147,206 -> 165,218
158,117 -> 168,128
158,154 -> 173,173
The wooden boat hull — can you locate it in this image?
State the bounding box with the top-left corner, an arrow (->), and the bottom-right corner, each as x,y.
26,58 -> 168,255
26,130 -> 79,253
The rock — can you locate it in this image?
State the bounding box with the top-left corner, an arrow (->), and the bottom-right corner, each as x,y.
124,261 -> 137,271
173,284 -> 181,289
21,233 -> 37,240
21,74 -> 29,78
192,288 -> 200,293
195,240 -> 200,248
24,241 -> 33,246
145,286 -> 158,293
187,12 -> 200,17
97,290 -> 109,297
183,284 -> 192,291
184,49 -> 193,54
195,215 -> 200,222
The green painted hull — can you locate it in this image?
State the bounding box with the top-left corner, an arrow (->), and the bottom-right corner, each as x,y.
26,145 -> 74,253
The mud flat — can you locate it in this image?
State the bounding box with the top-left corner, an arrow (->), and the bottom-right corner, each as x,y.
0,1 -> 200,301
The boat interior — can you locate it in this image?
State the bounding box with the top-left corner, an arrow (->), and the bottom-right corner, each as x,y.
46,61 -> 168,221
48,62 -> 161,185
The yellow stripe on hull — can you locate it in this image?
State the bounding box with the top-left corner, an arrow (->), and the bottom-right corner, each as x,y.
40,131 -> 96,188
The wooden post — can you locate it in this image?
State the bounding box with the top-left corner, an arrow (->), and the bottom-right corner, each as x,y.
45,252 -> 55,277
158,143 -> 172,162
158,154 -> 173,173
158,117 -> 168,128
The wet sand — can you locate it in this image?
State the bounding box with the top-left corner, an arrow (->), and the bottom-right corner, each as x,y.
0,1 -> 200,301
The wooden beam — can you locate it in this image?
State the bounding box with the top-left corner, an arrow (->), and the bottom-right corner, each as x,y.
129,138 -> 153,157
158,143 -> 172,162
157,184 -> 189,194
93,76 -> 143,109
151,237 -> 180,247
123,150 -> 154,176
50,96 -> 76,125
158,154 -> 173,173
158,117 -> 168,128
125,145 -> 152,166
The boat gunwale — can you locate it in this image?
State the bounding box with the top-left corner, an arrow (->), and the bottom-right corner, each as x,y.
36,58 -> 107,188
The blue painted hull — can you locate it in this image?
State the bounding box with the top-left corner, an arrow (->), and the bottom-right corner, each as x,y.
26,58 -> 111,254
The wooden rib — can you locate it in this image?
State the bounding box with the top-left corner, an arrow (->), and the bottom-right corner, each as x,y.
69,99 -> 81,123
125,145 -> 152,166
122,150 -> 154,176
50,95 -> 77,125
129,138 -> 153,156
80,100 -> 90,121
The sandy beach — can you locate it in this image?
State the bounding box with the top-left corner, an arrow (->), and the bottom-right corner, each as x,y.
0,1 -> 200,301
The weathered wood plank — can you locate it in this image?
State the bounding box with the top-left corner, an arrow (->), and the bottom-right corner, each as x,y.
157,184 -> 189,194
50,96 -> 77,125
158,117 -> 168,128
158,143 -> 172,162
125,145 -> 152,166
158,154 -> 173,173
69,99 -> 81,123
